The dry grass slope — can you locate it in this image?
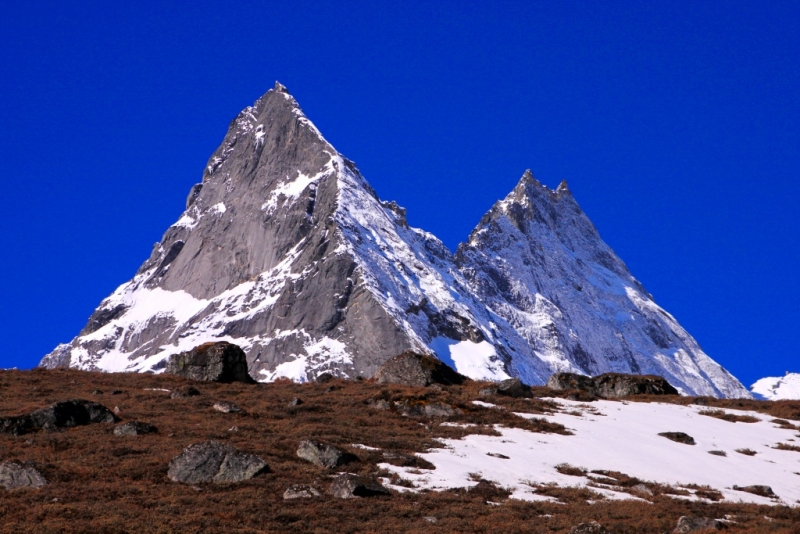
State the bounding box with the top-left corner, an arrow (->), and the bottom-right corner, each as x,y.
1,369 -> 800,533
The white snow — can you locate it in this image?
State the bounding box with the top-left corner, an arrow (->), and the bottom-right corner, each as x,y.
430,337 -> 510,381
382,398 -> 800,505
752,373 -> 800,400
210,202 -> 226,215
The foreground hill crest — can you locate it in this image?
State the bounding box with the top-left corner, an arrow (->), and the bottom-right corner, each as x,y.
41,82 -> 749,398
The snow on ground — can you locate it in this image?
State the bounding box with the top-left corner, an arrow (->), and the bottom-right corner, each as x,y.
381,398 -> 800,505
752,373 -> 800,400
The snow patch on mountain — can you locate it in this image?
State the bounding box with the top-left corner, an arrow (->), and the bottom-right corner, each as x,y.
751,373 -> 800,400
382,398 -> 800,505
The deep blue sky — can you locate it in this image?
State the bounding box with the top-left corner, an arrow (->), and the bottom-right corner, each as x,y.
1,2 -> 797,388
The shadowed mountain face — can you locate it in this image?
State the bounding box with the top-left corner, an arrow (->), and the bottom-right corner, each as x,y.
40,83 -> 750,398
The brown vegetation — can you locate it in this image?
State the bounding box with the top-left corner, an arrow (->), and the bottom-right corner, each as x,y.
1,369 -> 799,533
698,409 -> 760,423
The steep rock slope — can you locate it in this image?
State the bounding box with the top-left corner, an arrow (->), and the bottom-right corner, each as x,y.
455,174 -> 749,397
40,83 -> 525,382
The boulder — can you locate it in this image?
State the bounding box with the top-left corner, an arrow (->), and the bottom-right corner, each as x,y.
373,351 -> 466,387
283,484 -> 321,499
212,401 -> 242,414
496,377 -> 532,398
165,342 -> 255,383
547,372 -> 678,398
569,522 -> 609,534
0,461 -> 47,490
170,386 -> 201,399
732,484 -> 775,498
658,432 -> 696,445
673,516 -> 724,533
296,439 -> 357,469
328,473 -> 390,498
168,441 -> 269,484
113,421 -> 158,436
396,401 -> 459,418
1,400 -> 117,436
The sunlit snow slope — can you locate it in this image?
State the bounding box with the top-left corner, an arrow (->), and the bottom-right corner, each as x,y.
382,399 -> 799,505
752,373 -> 800,400
41,83 -> 748,397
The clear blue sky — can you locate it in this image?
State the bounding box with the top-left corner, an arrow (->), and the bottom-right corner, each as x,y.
1,1 -> 797,388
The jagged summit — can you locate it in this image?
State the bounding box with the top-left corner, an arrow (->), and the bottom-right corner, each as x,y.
41,84 -> 750,397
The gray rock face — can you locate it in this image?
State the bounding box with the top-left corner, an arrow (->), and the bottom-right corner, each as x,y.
40,82 -> 749,398
547,372 -> 679,398
673,516 -> 724,533
0,461 -> 47,490
1,400 -> 117,435
165,342 -> 254,383
373,351 -> 467,387
328,473 -> 390,498
113,421 -> 157,436
296,439 -> 357,469
167,441 -> 268,484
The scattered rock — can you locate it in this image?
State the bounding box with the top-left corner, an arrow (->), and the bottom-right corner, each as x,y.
569,521 -> 609,534
113,421 -> 158,436
548,372 -> 678,398
212,401 -> 242,414
423,516 -> 438,523
692,397 -> 710,406
381,451 -> 435,469
170,386 -> 201,399
1,399 -> 118,436
91,389 -> 104,395
111,390 -> 123,395
283,484 -> 321,499
315,373 -> 335,383
658,432 -> 696,445
328,473 -> 390,498
165,342 -> 255,383
631,483 -> 653,496
672,516 -> 724,533
373,351 -> 467,387
496,377 -> 532,398
287,397 -> 303,407
371,399 -> 392,410
168,441 -> 269,484
708,450 -> 727,457
296,440 -> 358,469
486,452 -> 510,459
0,461 -> 47,490
396,400 -> 460,418
732,485 -> 776,498
113,406 -> 121,414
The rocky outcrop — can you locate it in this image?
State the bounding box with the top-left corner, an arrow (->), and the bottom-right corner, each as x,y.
373,352 -> 466,387
167,441 -> 268,484
296,440 -> 357,469
672,516 -> 724,533
547,372 -> 678,398
0,461 -> 47,490
1,400 -> 117,436
165,342 -> 255,383
328,473 -> 390,498
113,421 -> 157,436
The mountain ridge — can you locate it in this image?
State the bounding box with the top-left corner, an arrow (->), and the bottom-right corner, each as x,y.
41,82 -> 750,398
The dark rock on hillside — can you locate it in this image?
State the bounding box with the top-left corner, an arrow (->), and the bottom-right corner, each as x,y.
672,516 -> 724,533
283,484 -> 321,499
113,421 -> 158,436
496,377 -> 532,398
212,401 -> 242,414
168,441 -> 268,484
396,400 -> 460,418
170,386 -> 201,399
329,473 -> 391,499
547,372 -> 678,398
296,439 -> 357,469
658,432 -> 696,445
373,351 -> 466,387
732,484 -> 775,498
165,342 -> 255,383
0,461 -> 47,490
569,522 -> 609,534
1,400 -> 117,436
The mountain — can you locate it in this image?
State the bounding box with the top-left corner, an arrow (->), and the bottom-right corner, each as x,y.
751,373 -> 800,400
41,83 -> 749,397
455,174 -> 749,398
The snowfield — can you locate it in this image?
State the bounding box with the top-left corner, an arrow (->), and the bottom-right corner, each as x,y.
381,398 -> 800,506
752,373 -> 800,400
